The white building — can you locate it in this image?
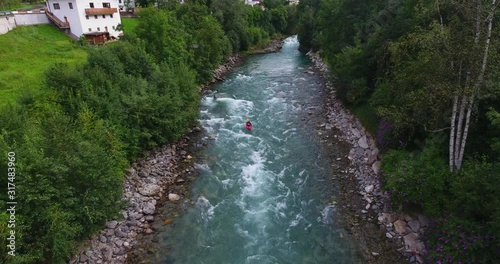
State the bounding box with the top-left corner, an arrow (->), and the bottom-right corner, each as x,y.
45,0 -> 123,39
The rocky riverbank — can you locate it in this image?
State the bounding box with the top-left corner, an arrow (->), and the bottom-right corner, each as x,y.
307,51 -> 428,263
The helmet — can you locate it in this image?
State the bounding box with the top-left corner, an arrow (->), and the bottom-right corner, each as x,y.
246,118 -> 250,122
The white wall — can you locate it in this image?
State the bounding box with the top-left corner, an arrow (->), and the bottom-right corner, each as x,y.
0,16 -> 17,35
14,13 -> 50,26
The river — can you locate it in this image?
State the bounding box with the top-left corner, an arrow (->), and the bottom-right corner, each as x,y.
150,36 -> 359,264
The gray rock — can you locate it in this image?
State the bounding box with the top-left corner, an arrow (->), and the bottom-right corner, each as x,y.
115,240 -> 123,247
168,193 -> 181,201
101,246 -> 112,261
99,235 -> 107,243
394,220 -> 408,235
365,185 -> 374,194
351,128 -> 361,138
403,233 -> 424,253
128,212 -> 143,221
145,215 -> 155,222
139,184 -> 161,196
114,228 -> 127,238
143,202 -> 155,215
372,161 -> 381,175
105,220 -> 118,229
386,232 -> 393,239
408,220 -> 421,233
79,254 -> 89,263
358,136 -> 369,149
379,213 -> 397,224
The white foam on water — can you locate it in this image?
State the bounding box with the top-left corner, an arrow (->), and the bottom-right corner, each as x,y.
282,128 -> 297,135
236,73 -> 253,81
194,163 -> 212,173
221,178 -> 233,188
240,151 -> 267,197
321,205 -> 337,224
216,97 -> 254,114
245,254 -> 279,264
196,196 -> 216,222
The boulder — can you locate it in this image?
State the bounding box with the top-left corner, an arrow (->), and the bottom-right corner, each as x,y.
358,136 -> 369,149
408,220 -> 421,233
378,213 -> 397,224
79,254 -> 88,263
114,228 -> 128,238
143,202 -> 155,215
139,184 -> 161,196
168,193 -> 181,201
365,185 -> 374,194
105,220 -> 118,229
372,161 -> 381,175
403,233 -> 424,253
394,220 -> 408,235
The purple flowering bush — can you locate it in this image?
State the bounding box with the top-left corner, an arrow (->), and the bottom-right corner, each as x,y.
425,218 -> 496,263
382,140 -> 500,263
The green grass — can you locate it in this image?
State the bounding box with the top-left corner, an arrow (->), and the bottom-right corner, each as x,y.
3,1 -> 46,11
121,18 -> 138,35
349,102 -> 380,136
0,25 -> 87,106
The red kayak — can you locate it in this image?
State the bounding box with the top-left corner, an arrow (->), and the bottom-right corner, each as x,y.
245,121 -> 252,131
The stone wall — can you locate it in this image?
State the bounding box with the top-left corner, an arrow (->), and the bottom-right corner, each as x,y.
13,12 -> 49,26
0,11 -> 50,35
0,15 -> 17,35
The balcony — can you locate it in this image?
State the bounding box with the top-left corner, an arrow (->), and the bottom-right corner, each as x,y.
85,8 -> 118,15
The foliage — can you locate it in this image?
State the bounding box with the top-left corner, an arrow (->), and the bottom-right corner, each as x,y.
210,0 -> 251,52
382,135 -> 450,216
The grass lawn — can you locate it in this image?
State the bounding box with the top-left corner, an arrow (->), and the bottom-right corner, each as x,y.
0,25 -> 87,106
121,18 -> 138,35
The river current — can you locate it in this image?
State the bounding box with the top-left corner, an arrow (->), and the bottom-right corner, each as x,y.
152,36 -> 359,264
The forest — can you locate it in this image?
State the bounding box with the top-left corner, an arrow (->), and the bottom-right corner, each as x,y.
295,0 -> 500,262
0,1 -> 292,263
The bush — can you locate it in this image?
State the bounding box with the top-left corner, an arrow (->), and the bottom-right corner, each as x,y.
382,135 -> 450,216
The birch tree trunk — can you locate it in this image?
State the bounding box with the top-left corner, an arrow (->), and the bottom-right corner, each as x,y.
449,95 -> 458,171
450,0 -> 497,172
456,0 -> 497,170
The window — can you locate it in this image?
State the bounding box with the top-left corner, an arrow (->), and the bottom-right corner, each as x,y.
68,3 -> 73,9
110,14 -> 113,18
112,25 -> 115,30
89,2 -> 94,8
102,15 -> 105,18
53,3 -> 60,10
119,0 -> 122,3
104,26 -> 108,32
86,15 -> 89,20
94,15 -> 98,19
102,2 -> 110,8
97,27 -> 100,31
89,28 -> 92,32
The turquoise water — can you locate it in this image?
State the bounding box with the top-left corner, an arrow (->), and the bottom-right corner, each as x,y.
154,37 -> 358,264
